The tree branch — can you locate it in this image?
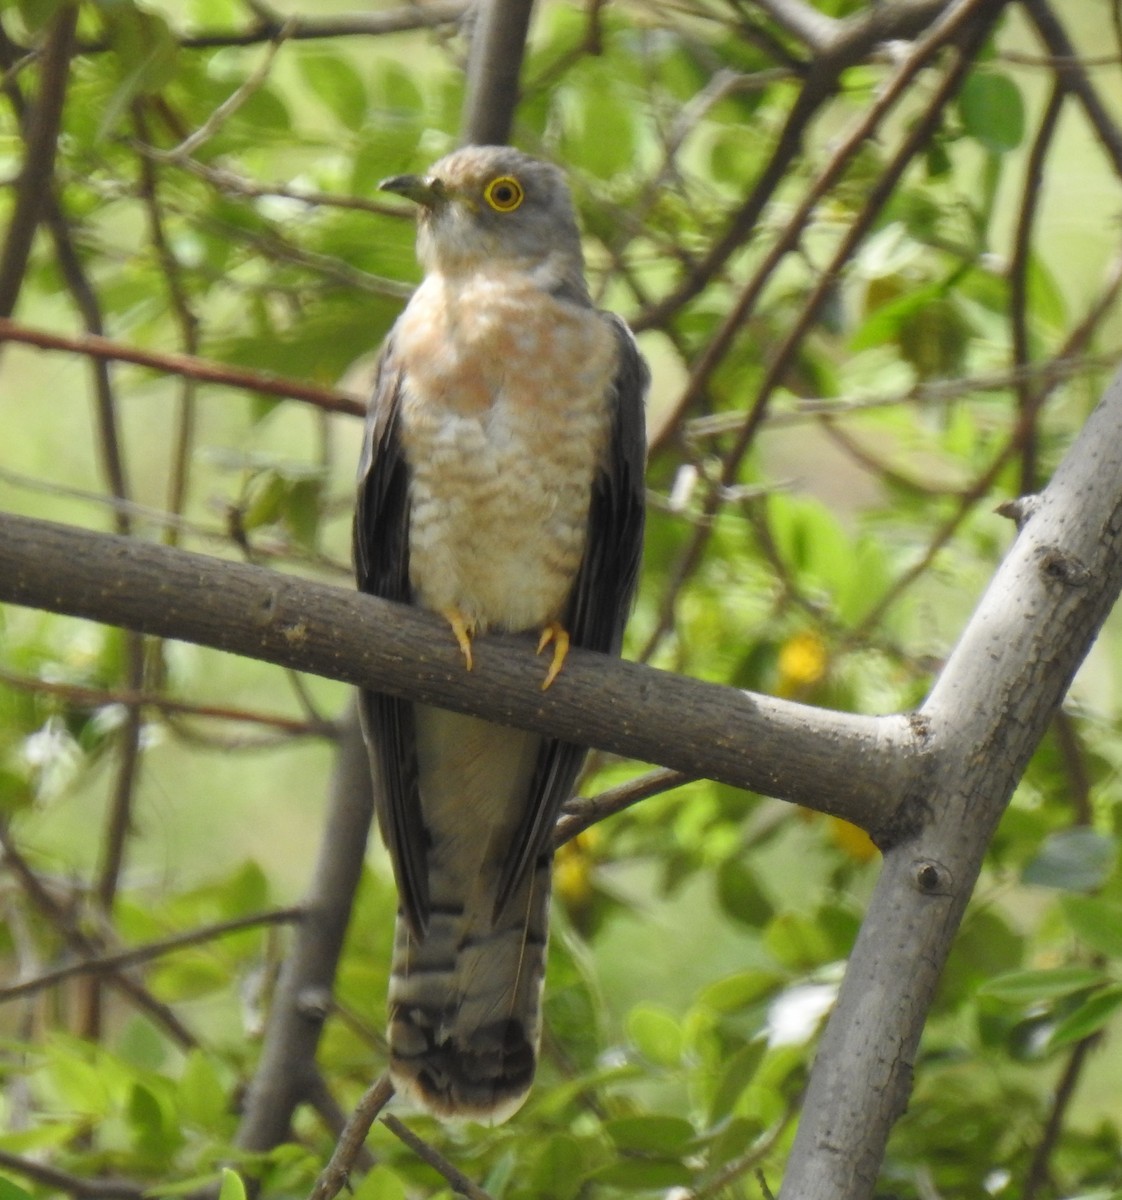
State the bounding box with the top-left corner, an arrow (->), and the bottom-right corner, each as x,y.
0,3 -> 77,319
236,705 -> 375,1153
779,363 -> 1122,1198
0,906 -> 302,1002
459,0 -> 535,146
0,317 -> 366,415
1021,0 -> 1122,178
0,1149 -> 144,1200
0,510 -> 921,837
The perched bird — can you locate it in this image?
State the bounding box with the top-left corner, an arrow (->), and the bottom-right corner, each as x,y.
354,145 -> 647,1122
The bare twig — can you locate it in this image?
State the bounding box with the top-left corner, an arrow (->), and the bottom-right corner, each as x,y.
0,1149 -> 144,1200
1009,83 -> 1065,493
167,22 -> 294,160
1022,1034 -> 1101,1200
1022,0 -> 1122,178
382,1113 -> 498,1200
308,1074 -> 395,1200
0,3 -> 78,319
640,0 -> 1002,662
554,768 -> 693,845
0,823 -> 197,1047
0,317 -> 366,414
0,907 -> 303,1002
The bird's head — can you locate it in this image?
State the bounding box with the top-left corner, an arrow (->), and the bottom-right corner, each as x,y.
380,146 -> 587,291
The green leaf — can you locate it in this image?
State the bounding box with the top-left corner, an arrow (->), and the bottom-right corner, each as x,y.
527,1134 -> 587,1200
0,1177 -> 36,1200
604,1115 -> 696,1154
1060,894 -> 1122,959
958,71 -> 1025,153
763,912 -> 833,970
978,967 -> 1108,1004
626,1004 -> 683,1066
11,0 -> 65,35
1047,986 -> 1122,1049
699,970 -> 785,1015
588,1159 -> 693,1190
1022,828 -> 1116,891
708,1041 -> 767,1122
179,1050 -> 229,1130
97,1 -> 180,137
564,71 -> 636,179
218,1168 -> 247,1200
298,50 -> 368,131
349,1166 -> 407,1200
716,858 -> 774,927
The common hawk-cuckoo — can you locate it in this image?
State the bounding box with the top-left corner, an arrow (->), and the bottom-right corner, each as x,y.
354,145 -> 647,1122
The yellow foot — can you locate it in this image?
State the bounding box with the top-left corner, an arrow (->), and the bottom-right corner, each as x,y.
536,622 -> 571,690
440,607 -> 476,671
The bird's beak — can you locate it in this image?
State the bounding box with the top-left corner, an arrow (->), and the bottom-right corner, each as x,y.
379,174 -> 446,208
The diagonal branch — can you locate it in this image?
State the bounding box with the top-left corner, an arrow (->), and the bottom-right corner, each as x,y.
0,3 -> 78,319
780,365 -> 1122,1197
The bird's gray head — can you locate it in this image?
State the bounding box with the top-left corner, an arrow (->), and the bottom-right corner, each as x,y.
380,146 -> 587,291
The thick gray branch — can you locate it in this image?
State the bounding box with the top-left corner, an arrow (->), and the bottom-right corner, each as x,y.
0,510 -> 918,834
459,0 -> 535,146
781,364 -> 1122,1199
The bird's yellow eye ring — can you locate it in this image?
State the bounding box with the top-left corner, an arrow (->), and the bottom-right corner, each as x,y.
483,175 -> 525,212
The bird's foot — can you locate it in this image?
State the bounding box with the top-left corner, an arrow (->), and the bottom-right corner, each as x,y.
536,622 -> 571,690
440,607 -> 476,671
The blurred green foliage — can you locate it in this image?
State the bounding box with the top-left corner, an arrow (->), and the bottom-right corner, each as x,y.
2,0 -> 1122,1197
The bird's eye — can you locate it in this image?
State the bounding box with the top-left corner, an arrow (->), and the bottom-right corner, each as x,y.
483,176 -> 525,212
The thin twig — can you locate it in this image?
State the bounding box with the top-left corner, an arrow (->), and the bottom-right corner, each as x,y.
554,768 -> 693,845
1022,1034 -> 1100,1200
0,3 -> 78,318
1022,0 -> 1122,178
1009,82 -> 1065,493
0,907 -> 303,1002
0,316 -> 366,414
167,21 -> 294,160
0,1149 -> 144,1200
128,141 -> 405,216
640,0 -> 999,663
382,1113 -> 498,1200
0,823 -> 197,1047
308,1075 -> 396,1200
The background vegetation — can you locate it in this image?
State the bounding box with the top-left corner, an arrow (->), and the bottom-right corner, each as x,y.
2,0 -> 1122,1196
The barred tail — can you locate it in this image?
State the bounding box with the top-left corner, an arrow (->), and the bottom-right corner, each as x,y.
387,853 -> 551,1123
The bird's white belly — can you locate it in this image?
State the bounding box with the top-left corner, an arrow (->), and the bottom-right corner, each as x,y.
405,397 -> 602,631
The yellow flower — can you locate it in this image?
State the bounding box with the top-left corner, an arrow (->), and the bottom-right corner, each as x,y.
828,817 -> 879,863
555,829 -> 600,908
777,630 -> 829,697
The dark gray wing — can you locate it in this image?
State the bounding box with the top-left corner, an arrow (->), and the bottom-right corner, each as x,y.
354,339 -> 430,937
494,315 -> 648,914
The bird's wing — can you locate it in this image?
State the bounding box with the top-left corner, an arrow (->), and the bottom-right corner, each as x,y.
354,339 -> 430,937
494,316 -> 648,915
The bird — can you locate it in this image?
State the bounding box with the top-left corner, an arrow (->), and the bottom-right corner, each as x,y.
353,145 -> 647,1123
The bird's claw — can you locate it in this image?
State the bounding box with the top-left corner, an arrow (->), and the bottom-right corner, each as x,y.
441,607 -> 476,671
536,622 -> 570,690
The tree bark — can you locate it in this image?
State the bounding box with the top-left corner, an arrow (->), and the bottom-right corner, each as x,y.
235,703 -> 374,1152
780,364 -> 1122,1198
0,510 -> 919,836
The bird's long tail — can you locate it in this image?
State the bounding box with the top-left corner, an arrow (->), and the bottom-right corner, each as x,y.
386,705 -> 550,1123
